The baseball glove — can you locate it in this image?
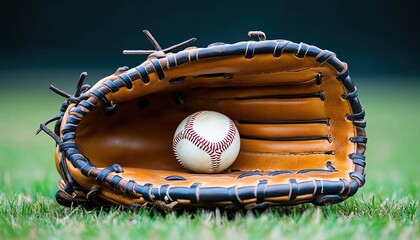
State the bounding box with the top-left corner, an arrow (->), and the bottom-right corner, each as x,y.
39,30 -> 367,210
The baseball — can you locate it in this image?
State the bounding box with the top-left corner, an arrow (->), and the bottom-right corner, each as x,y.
172,111 -> 241,173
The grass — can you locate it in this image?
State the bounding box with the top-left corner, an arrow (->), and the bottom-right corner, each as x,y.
0,193 -> 417,240
0,71 -> 419,240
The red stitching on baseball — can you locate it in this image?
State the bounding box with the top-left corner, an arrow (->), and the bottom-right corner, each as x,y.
173,111 -> 237,173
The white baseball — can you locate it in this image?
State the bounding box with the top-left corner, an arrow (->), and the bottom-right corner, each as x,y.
173,111 -> 241,173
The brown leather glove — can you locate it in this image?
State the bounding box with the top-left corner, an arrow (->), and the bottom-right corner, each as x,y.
39,30 -> 367,210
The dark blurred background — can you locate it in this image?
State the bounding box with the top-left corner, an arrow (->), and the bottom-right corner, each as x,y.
0,0 -> 419,85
